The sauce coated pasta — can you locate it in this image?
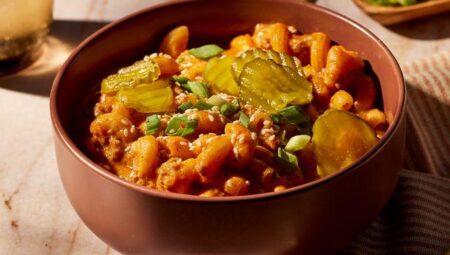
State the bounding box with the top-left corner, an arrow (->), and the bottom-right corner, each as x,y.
80,23 -> 387,196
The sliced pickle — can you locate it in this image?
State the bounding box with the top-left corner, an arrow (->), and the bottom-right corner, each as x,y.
204,56 -> 239,96
239,58 -> 312,112
101,58 -> 161,94
232,48 -> 302,82
281,66 -> 312,105
117,80 -> 173,113
312,109 -> 378,177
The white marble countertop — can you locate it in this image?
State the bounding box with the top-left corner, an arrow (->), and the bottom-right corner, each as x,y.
0,0 -> 449,254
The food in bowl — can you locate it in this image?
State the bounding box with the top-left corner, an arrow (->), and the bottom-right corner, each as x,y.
79,22 -> 388,196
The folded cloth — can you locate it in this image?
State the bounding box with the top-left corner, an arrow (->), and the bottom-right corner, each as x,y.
340,170 -> 450,255
401,51 -> 450,177
339,52 -> 450,254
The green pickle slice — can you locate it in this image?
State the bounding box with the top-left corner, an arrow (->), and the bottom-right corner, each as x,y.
239,58 -> 312,112
101,58 -> 161,94
232,49 -> 302,82
204,56 -> 240,96
312,109 -> 378,177
117,80 -> 173,113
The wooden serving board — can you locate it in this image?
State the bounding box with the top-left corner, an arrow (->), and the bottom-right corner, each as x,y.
352,0 -> 450,25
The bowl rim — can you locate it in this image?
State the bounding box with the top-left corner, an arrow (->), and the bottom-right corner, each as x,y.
50,0 -> 406,203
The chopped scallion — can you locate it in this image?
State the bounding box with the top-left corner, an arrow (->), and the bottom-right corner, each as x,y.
239,112 -> 250,127
206,95 -> 227,106
272,106 -> 309,125
193,101 -> 213,110
220,102 -> 239,116
173,76 -> 189,84
145,115 -> 161,135
178,102 -> 194,112
188,81 -> 209,98
276,147 -> 299,172
165,116 -> 198,137
189,44 -> 224,60
285,135 -> 311,152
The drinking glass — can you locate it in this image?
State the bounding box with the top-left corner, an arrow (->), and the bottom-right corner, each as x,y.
0,0 -> 53,75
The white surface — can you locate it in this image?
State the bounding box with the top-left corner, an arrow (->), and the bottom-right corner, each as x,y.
0,0 -> 448,254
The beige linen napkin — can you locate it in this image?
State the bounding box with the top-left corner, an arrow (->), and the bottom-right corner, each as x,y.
339,51 -> 450,255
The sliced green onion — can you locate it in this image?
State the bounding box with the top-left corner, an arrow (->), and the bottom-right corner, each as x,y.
206,95 -> 227,106
272,106 -> 309,125
279,129 -> 288,146
193,101 -> 213,110
145,115 -> 161,135
178,102 -> 194,112
189,44 -> 224,60
276,147 -> 299,172
239,112 -> 250,127
165,116 -> 198,137
271,113 -> 281,124
285,135 -> 311,152
219,103 -> 235,116
188,81 -> 209,98
173,76 -> 189,84
271,106 -> 311,135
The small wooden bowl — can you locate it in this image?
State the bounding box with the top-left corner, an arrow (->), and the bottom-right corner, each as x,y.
352,0 -> 450,25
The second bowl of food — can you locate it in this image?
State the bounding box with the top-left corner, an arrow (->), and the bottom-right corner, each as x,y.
50,0 -> 406,254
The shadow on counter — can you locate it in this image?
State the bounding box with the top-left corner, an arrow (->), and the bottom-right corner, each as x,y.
0,20 -> 107,97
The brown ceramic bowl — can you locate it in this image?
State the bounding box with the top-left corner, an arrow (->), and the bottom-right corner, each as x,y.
50,0 -> 406,254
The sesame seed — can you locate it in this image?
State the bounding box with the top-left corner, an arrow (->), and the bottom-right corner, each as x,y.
121,119 -> 128,125
261,129 -> 269,135
287,25 -> 297,33
123,129 -> 129,137
263,120 -> 271,127
238,135 -> 245,144
208,114 -> 214,122
251,132 -> 257,140
231,134 -> 236,144
206,137 -> 216,144
245,180 -> 250,186
233,120 -> 240,124
130,125 -> 136,133
149,53 -> 157,58
268,135 -> 276,141
249,115 -> 255,122
233,147 -> 238,155
179,142 -> 187,146
220,116 -> 225,124
211,106 -> 219,112
185,109 -> 193,114
163,54 -> 171,59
